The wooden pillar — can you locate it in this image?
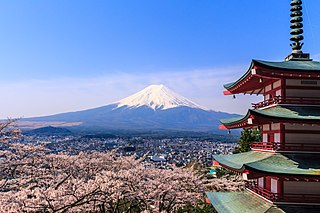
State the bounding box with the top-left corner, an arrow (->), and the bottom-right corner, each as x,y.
280,123 -> 285,150
281,79 -> 286,102
277,178 -> 283,201
265,176 -> 271,191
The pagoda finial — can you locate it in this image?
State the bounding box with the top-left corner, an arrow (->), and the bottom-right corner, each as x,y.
286,0 -> 311,61
290,0 -> 304,53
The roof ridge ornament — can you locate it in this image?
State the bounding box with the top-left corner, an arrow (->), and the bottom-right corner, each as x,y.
285,0 -> 311,61
290,0 -> 304,53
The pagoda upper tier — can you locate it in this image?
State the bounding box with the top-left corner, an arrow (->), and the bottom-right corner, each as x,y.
224,59 -> 320,97
221,105 -> 320,129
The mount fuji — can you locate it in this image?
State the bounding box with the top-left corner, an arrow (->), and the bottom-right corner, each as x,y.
22,85 -> 238,134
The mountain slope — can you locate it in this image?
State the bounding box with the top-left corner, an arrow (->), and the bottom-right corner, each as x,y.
25,126 -> 72,135
23,85 -> 238,133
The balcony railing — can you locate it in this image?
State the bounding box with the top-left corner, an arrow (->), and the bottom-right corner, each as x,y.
252,96 -> 320,109
250,142 -> 276,151
250,142 -> 320,152
246,183 -> 320,203
281,142 -> 320,152
276,193 -> 320,203
246,183 -> 276,201
252,97 -> 281,109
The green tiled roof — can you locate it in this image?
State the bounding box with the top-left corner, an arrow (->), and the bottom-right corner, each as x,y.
214,151 -> 272,171
220,105 -> 320,126
251,105 -> 320,120
220,114 -> 248,126
214,151 -> 320,176
206,191 -> 320,213
223,59 -> 320,90
223,62 -> 253,90
205,191 -> 282,213
254,59 -> 320,71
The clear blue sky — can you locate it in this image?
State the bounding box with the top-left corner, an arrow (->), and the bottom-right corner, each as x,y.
1,0 -> 320,118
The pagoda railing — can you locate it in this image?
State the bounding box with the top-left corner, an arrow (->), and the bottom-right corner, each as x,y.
246,183 -> 320,203
250,142 -> 276,151
252,96 -> 320,109
252,97 -> 281,109
246,182 -> 276,201
275,193 -> 320,203
279,142 -> 320,152
250,142 -> 320,152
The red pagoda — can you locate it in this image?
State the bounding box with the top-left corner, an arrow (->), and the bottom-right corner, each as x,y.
206,1 -> 320,212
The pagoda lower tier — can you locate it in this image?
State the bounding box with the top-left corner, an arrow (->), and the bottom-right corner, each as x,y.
206,151 -> 320,212
220,104 -> 320,153
206,190 -> 320,213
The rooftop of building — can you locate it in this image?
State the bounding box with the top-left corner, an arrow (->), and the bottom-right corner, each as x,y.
223,59 -> 320,95
220,105 -> 320,128
213,151 -> 320,176
206,190 -> 320,213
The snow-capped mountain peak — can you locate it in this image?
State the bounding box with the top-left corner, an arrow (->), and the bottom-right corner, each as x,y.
113,84 -> 207,111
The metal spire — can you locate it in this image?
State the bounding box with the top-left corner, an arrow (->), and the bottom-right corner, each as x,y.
286,0 -> 310,61
290,0 -> 304,53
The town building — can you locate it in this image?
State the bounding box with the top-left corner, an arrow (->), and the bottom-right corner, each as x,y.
206,1 -> 320,212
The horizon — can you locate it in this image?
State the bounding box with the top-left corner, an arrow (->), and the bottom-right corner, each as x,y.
1,0 -> 320,119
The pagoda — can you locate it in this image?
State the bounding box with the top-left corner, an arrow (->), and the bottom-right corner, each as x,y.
206,1 -> 320,212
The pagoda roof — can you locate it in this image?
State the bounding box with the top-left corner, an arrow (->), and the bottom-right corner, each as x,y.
206,191 -> 281,213
220,105 -> 320,128
254,59 -> 320,72
206,191 -> 320,213
223,59 -> 320,95
214,151 -> 320,176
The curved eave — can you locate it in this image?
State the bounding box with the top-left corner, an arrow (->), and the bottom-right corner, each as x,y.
213,151 -> 272,173
220,105 -> 320,129
205,191 -> 281,213
214,151 -> 320,176
245,165 -> 320,177
220,113 -> 251,129
223,59 -> 320,95
245,154 -> 320,176
254,59 -> 320,72
250,105 -> 320,124
223,61 -> 254,90
223,60 -> 277,95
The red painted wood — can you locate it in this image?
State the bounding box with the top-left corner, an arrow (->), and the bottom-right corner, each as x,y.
223,90 -> 232,95
218,124 -> 228,130
280,123 -> 285,150
247,182 -> 320,203
255,65 -> 320,79
265,177 -> 271,191
205,197 -> 211,204
286,85 -> 320,90
277,179 -> 281,194
285,130 -> 320,134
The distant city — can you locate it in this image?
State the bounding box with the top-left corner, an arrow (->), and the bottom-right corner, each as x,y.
15,132 -> 238,169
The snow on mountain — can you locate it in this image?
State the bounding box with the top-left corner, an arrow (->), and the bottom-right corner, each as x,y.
113,84 -> 208,111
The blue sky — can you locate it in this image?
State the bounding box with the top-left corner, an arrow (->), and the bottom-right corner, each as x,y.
1,0 -> 320,118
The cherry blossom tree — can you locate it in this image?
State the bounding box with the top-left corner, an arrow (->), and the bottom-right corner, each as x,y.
0,119 -> 239,212
0,120 -> 204,212
0,118 -> 21,142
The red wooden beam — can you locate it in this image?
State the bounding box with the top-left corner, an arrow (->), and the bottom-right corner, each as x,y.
223,90 -> 232,95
